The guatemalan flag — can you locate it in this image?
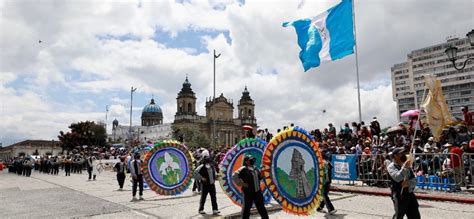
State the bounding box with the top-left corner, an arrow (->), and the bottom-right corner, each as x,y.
283,0 -> 355,72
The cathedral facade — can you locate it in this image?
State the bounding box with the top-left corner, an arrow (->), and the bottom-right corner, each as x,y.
172,76 -> 257,147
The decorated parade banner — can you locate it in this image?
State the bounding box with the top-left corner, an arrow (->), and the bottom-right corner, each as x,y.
262,127 -> 324,215
142,140 -> 194,196
219,138 -> 272,207
331,154 -> 357,181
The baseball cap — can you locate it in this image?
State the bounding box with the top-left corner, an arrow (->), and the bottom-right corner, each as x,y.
392,148 -> 406,156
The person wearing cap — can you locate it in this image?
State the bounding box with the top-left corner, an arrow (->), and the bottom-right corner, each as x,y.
424,137 -> 436,153
194,156 -> 220,215
446,143 -> 463,191
232,155 -> 268,219
387,148 -> 420,219
130,153 -> 144,201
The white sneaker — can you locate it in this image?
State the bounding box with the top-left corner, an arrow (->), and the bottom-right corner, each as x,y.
198,210 -> 205,214
329,209 -> 337,215
139,196 -> 144,200
317,209 -> 326,213
131,197 -> 138,202
212,210 -> 220,215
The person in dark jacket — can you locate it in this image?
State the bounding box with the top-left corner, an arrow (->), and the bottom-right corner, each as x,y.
194,156 -> 220,215
114,157 -> 126,191
86,155 -> 94,181
387,148 -> 420,219
64,156 -> 72,176
317,152 -> 337,215
232,155 -> 268,219
130,153 -> 144,201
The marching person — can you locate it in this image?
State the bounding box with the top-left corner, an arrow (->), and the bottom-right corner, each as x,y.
387,148 -> 420,219
232,155 -> 268,219
317,151 -> 337,215
114,157 -> 126,191
86,155 -> 94,181
194,156 -> 220,215
64,156 -> 72,176
130,153 -> 144,201
91,157 -> 104,181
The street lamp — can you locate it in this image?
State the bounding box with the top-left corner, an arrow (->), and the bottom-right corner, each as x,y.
51,139 -> 54,156
445,29 -> 474,70
129,86 -> 137,149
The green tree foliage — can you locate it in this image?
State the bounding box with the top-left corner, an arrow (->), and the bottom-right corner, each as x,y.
172,126 -> 210,149
58,121 -> 107,151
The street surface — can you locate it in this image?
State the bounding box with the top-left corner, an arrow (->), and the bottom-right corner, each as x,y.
0,170 -> 472,218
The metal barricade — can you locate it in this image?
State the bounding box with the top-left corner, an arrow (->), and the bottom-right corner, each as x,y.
463,153 -> 474,188
412,152 -> 464,191
357,154 -> 391,187
355,152 -> 465,191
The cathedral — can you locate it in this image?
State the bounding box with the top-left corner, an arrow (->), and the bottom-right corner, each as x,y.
172,76 -> 257,147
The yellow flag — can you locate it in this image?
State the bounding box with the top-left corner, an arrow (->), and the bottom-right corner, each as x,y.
421,75 -> 454,141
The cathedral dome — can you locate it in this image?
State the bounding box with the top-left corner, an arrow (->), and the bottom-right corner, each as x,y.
142,98 -> 162,113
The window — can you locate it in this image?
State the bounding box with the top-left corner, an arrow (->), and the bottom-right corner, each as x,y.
188,103 -> 192,113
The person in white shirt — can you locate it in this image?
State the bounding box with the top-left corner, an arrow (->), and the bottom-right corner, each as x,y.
424,137 -> 436,153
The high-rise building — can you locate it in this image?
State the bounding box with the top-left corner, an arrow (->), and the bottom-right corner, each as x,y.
391,35 -> 474,121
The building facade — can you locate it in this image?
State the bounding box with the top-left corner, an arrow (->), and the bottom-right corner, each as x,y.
172,76 -> 257,147
391,35 -> 474,121
111,123 -> 172,144
109,98 -> 171,144
0,140 -> 61,160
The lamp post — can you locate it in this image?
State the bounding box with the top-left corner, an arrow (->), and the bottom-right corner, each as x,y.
129,86 -> 137,149
51,140 -> 54,156
213,50 -> 221,147
445,29 -> 474,71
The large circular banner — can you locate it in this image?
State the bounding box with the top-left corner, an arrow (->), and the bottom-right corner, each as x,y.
219,138 -> 272,207
262,127 -> 324,215
142,140 -> 194,196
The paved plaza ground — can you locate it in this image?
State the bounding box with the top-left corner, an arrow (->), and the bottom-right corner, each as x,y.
0,170 -> 473,218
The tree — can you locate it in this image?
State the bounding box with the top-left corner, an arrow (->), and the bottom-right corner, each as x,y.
172,126 -> 210,150
58,121 -> 107,151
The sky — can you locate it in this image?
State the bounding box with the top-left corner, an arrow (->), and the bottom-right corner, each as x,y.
0,0 -> 473,146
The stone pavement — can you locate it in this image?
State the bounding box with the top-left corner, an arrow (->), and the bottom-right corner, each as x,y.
1,170 -> 473,218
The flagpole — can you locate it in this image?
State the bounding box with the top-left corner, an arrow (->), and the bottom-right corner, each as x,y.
352,0 -> 362,123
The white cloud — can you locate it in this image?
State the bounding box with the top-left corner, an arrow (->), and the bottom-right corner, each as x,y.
0,0 -> 472,145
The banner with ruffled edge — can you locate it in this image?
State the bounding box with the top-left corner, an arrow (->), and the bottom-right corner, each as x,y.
262,127 -> 324,215
142,140 -> 194,196
219,138 -> 272,207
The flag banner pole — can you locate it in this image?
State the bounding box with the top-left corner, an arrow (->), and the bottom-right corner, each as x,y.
352,0 -> 362,123
409,86 -> 428,156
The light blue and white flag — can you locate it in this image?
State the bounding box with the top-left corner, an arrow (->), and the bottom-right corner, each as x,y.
283,0 -> 354,71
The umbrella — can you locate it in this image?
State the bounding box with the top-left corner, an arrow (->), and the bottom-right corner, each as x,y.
242,125 -> 253,130
401,109 -> 419,117
386,126 -> 404,134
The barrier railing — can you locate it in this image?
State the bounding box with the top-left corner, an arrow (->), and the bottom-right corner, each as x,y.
463,153 -> 474,188
349,152 -> 466,191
